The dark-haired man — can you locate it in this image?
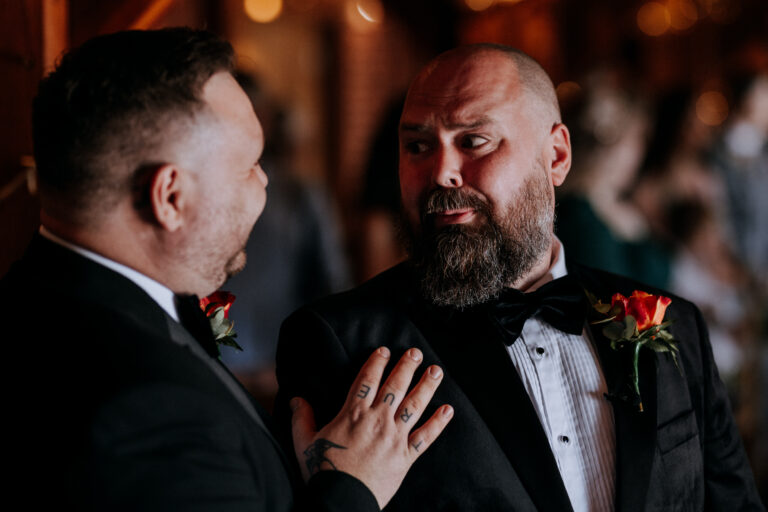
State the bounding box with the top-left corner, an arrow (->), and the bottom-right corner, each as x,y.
275,45 -> 764,511
3,28 -> 452,510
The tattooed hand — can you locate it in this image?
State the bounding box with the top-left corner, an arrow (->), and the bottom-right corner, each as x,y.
290,347 -> 453,509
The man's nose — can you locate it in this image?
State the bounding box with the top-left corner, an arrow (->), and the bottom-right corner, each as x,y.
432,147 -> 463,188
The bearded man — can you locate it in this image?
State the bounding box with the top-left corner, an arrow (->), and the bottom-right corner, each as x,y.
275,44 -> 763,511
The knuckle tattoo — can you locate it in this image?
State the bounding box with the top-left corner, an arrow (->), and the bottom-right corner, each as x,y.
356,384 -> 371,399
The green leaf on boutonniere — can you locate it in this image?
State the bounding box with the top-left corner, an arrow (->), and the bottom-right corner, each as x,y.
603,321 -> 625,340
623,315 -> 639,339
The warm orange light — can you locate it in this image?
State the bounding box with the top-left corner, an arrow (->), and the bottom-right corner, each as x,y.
668,0 -> 698,30
465,0 -> 496,12
637,2 -> 671,36
345,0 -> 384,31
696,91 -> 729,126
708,0 -> 741,24
556,81 -> 582,103
244,0 -> 283,23
356,0 -> 384,23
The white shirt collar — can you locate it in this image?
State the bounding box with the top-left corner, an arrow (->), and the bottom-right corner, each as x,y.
550,237 -> 568,280
39,226 -> 179,321
522,237 -> 568,292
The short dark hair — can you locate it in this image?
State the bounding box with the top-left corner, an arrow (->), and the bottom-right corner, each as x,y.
33,27 -> 235,223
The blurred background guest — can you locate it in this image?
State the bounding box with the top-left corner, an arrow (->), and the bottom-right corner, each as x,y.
220,71 -> 351,409
556,69 -> 671,289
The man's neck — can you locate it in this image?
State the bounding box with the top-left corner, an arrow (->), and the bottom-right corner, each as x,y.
511,237 -> 564,293
39,225 -> 181,321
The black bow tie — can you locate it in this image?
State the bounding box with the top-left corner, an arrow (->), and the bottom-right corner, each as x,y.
175,294 -> 219,358
485,275 -> 588,346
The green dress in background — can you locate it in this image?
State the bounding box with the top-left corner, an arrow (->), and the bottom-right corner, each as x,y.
555,194 -> 671,290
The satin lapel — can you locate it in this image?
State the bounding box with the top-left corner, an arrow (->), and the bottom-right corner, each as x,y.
573,264 -> 658,512
167,320 -> 280,432
410,301 -> 574,512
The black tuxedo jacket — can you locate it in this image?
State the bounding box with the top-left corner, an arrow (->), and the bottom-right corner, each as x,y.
2,235 -> 377,511
275,262 -> 763,511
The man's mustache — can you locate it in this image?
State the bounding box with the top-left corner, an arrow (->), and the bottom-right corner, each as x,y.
420,188 -> 491,220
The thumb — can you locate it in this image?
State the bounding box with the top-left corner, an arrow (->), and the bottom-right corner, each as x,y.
290,397 -> 317,461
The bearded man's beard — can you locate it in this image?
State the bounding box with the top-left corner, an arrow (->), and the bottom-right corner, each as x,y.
401,171 -> 554,309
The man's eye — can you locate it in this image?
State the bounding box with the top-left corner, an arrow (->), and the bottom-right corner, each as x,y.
460,135 -> 489,149
404,141 -> 430,154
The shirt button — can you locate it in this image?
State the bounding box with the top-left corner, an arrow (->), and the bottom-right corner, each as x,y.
533,347 -> 546,358
558,435 -> 570,445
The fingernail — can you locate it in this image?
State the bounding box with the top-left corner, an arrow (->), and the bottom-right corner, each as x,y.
378,347 -> 390,358
429,365 -> 443,379
409,348 -> 423,362
290,398 -> 301,412
442,405 -> 454,418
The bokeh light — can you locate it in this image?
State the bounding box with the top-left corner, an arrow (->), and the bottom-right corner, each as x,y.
696,91 -> 729,126
356,0 -> 384,23
556,81 -> 582,106
637,2 -> 671,36
345,0 -> 384,31
465,0 -> 496,12
243,0 -> 282,23
667,0 -> 698,30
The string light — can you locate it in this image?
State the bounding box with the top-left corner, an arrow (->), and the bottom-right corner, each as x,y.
243,0 -> 282,24
696,91 -> 729,126
356,0 -> 383,23
345,0 -> 384,31
465,0 -> 495,12
637,2 -> 671,36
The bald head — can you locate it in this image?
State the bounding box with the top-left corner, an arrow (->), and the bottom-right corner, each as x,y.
406,44 -> 561,131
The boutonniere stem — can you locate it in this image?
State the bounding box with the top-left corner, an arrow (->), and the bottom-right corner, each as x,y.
199,291 -> 243,351
587,289 -> 679,412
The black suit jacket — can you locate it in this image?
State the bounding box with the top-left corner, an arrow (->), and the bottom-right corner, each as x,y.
3,235 -> 377,511
275,262 -> 763,511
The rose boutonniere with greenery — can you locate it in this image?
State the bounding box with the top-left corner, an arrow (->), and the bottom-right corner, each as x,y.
199,291 -> 243,351
587,290 -> 679,412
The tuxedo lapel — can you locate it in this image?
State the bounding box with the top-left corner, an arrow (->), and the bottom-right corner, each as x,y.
166,317 -> 292,470
410,300 -> 574,512
572,264 -> 658,512
589,320 -> 657,512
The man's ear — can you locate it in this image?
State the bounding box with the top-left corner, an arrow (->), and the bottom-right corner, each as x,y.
548,123 -> 571,187
150,164 -> 186,232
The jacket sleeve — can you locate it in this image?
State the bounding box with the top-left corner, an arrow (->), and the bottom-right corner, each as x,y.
296,471 -> 380,512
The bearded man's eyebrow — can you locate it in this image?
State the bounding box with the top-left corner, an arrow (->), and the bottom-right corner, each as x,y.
445,117 -> 493,130
400,117 -> 494,133
400,123 -> 431,133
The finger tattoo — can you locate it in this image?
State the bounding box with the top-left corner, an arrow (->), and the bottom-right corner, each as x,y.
356,384 -> 371,399
382,393 -> 395,406
400,408 -> 413,423
412,440 -> 423,452
303,438 -> 347,476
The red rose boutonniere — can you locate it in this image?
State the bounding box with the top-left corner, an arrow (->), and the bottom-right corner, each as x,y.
199,291 -> 243,351
587,290 -> 679,412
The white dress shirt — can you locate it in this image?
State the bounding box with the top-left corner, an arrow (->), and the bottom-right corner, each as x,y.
39,226 -> 179,322
505,241 -> 616,512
